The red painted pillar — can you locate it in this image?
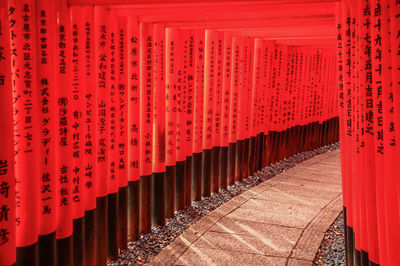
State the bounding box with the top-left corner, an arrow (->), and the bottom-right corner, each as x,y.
184,30 -> 195,206
116,14 -> 129,253
8,1 -> 40,264
94,6 -> 110,264
211,31 -> 224,192
202,29 -> 217,196
127,17 -> 141,241
0,4 -> 16,265
152,23 -> 166,225
34,0 -> 57,264
228,35 -> 240,185
138,21 -> 154,234
220,32 -> 232,187
165,27 -> 179,217
79,6 -> 97,266
192,29 -> 205,201
175,28 -> 186,210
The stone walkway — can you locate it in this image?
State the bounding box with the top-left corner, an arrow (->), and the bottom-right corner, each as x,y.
151,149 -> 342,266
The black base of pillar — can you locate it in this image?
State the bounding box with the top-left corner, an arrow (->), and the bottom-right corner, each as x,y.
235,140 -> 244,182
274,131 -> 280,163
219,146 -> 228,189
255,134 -> 261,172
202,149 -> 212,197
185,156 -> 192,207
85,208 -> 96,266
347,226 -> 355,266
57,236 -> 73,266
344,207 -> 354,266
258,133 -> 264,170
152,172 -> 166,226
118,186 -> 128,252
243,138 -> 250,179
139,175 -> 152,234
17,242 -> 39,266
73,216 -> 85,266
249,136 -> 256,176
361,250 -> 369,266
96,196 -> 108,265
278,131 -> 286,161
165,165 -> 176,218
286,127 -> 293,158
263,133 -> 271,166
192,153 -> 202,201
211,146 -> 220,193
128,180 -> 140,241
353,243 -> 361,266
39,232 -> 56,266
175,161 -> 186,211
227,143 -> 236,186
107,192 -> 119,261
294,126 -> 299,155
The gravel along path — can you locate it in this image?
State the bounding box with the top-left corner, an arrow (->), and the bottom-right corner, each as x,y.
109,142 -> 340,265
313,211 -> 345,266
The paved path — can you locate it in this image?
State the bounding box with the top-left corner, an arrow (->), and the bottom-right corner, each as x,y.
151,149 -> 342,266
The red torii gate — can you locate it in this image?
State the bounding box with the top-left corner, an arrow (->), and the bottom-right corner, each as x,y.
0,0 -> 343,265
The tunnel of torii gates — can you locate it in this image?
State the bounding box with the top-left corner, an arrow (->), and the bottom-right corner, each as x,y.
0,0 -> 399,265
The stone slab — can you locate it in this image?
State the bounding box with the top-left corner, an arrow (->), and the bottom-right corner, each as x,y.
226,199 -> 320,228
174,247 -> 287,266
192,230 -> 294,257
